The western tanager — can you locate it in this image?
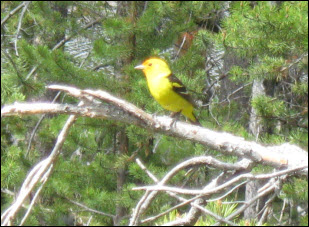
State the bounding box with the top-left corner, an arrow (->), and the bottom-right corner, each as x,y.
135,57 -> 200,125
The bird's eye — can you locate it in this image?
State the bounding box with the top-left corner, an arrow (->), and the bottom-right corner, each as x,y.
148,63 -> 152,66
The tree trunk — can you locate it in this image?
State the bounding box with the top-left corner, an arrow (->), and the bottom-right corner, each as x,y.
245,79 -> 266,220
114,129 -> 128,226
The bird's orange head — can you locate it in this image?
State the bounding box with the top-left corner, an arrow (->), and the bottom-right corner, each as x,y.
134,57 -> 171,78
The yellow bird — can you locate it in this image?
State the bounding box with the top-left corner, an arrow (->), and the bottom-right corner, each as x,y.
135,57 -> 200,125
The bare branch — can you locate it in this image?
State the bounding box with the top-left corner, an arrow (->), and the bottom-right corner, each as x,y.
19,164 -> 52,225
135,158 -> 235,226
1,105 -> 79,225
130,156 -> 248,225
206,180 -> 249,202
133,165 -> 307,195
25,17 -> 103,81
1,2 -> 28,26
65,197 -> 115,219
52,17 -> 102,51
14,1 -> 30,56
257,193 -> 276,225
136,158 -> 158,183
219,178 -> 280,224
26,91 -> 62,157
2,85 -> 308,172
1,85 -> 307,225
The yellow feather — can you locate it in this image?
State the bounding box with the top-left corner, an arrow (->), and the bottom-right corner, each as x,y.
135,57 -> 199,124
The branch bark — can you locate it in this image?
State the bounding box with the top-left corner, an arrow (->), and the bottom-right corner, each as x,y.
1,85 -> 308,225
1,104 -> 79,226
2,85 -> 308,172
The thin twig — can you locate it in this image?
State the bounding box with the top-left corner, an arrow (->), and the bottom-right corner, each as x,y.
279,198 -> 287,223
65,198 -> 115,218
25,17 -> 103,81
133,165 -> 308,194
14,1 -> 30,56
19,164 -> 53,225
2,85 -> 308,171
1,2 -> 26,26
136,158 -> 235,226
218,178 -> 278,224
206,180 -> 249,202
257,192 -> 277,225
1,104 -> 80,225
175,34 -> 187,58
26,91 -> 62,157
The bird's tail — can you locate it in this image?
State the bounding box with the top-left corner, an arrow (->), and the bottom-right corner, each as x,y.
190,113 -> 201,126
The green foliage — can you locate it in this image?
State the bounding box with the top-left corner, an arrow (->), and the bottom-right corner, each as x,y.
199,200 -> 239,225
1,74 -> 26,104
222,2 -> 308,57
155,209 -> 180,225
1,145 -> 28,188
252,95 -> 286,118
281,178 -> 308,202
103,17 -> 133,37
248,56 -> 286,80
288,128 -> 308,148
155,200 -> 239,226
1,1 -> 307,226
229,65 -> 248,83
292,82 -> 308,96
94,38 -> 132,61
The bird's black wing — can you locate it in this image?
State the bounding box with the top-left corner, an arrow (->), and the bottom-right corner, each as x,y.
167,73 -> 196,107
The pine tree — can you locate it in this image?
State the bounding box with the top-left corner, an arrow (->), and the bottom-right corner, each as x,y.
1,1 -> 307,226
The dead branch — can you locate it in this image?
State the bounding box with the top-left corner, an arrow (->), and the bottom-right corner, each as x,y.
135,158 -> 236,226
26,91 -> 62,157
1,2 -> 27,26
65,197 -> 115,219
2,85 -> 308,171
132,157 -> 306,225
25,17 -> 103,81
132,165 -> 307,195
1,85 -> 308,225
1,105 -> 79,226
14,1 -> 30,56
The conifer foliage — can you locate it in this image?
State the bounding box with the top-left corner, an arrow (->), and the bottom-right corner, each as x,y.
1,1 -> 308,226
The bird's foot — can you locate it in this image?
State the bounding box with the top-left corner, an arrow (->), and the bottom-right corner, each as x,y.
169,112 -> 181,128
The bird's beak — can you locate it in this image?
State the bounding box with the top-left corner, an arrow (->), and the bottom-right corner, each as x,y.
134,64 -> 145,70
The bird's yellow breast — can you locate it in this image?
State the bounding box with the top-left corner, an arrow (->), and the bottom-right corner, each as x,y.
135,57 -> 198,123
147,74 -> 193,113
